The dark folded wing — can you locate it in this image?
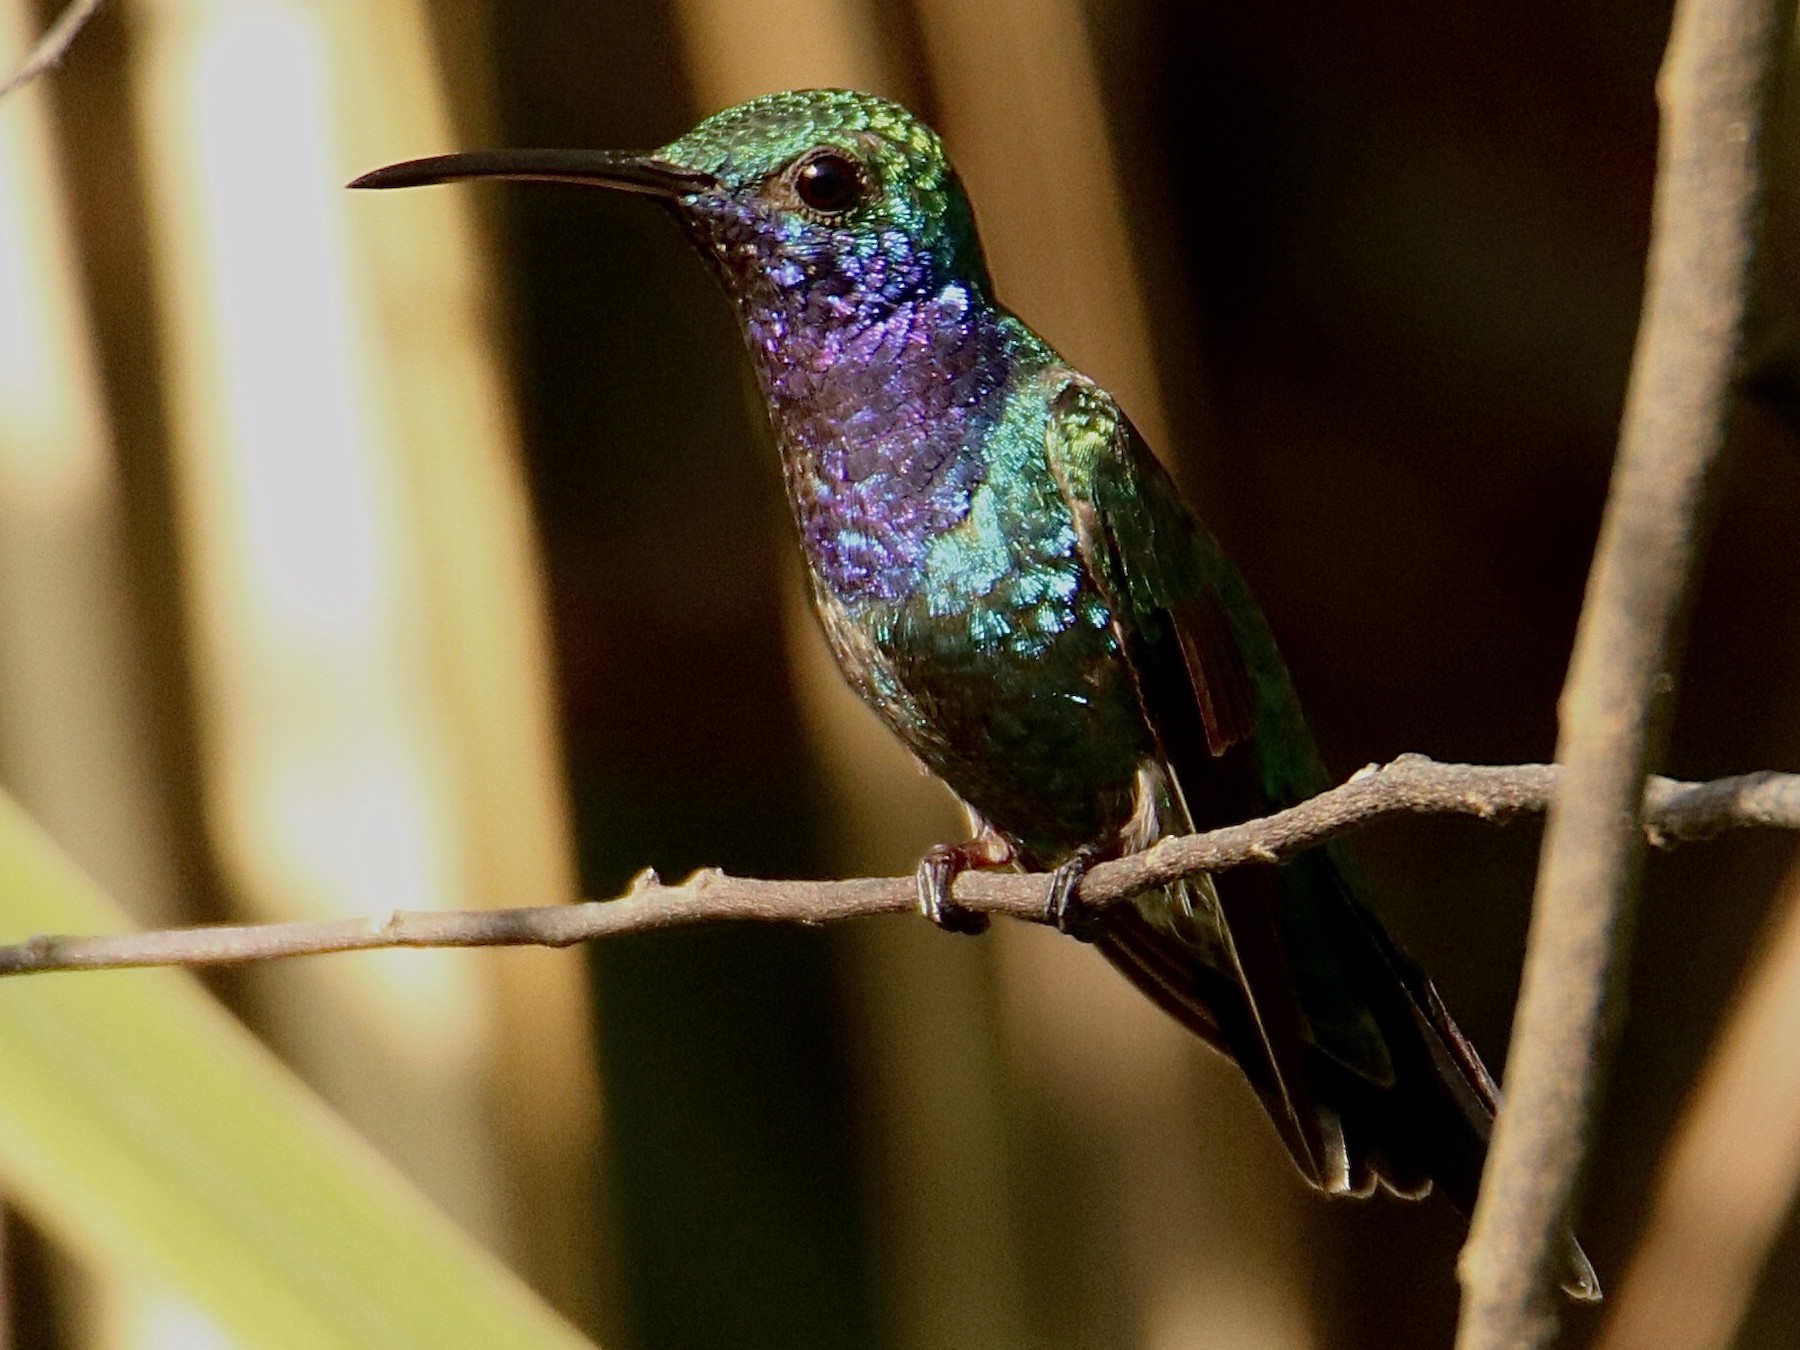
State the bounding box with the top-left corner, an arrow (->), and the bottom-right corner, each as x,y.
1044,376 -> 1348,1188
1041,376 -> 1601,1293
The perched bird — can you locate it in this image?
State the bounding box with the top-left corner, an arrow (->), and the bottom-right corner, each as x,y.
354,89 -> 1596,1297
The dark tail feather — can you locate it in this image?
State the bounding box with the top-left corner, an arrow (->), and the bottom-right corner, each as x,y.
1340,899 -> 1603,1302
1095,881 -> 1601,1303
1095,902 -> 1346,1192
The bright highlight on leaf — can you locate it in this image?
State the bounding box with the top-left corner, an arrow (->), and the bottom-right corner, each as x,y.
0,791 -> 596,1350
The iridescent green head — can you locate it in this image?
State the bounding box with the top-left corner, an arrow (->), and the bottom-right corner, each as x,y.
664,91 -> 983,276
351,90 -> 994,309
662,90 -> 992,307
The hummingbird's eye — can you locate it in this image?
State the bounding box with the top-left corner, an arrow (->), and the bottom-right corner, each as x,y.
792,149 -> 865,215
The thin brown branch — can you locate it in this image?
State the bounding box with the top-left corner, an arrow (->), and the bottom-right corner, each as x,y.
0,0 -> 107,101
0,756 -> 1794,978
1456,0 -> 1796,1345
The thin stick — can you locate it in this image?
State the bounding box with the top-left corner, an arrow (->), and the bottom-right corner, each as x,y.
1455,0 -> 1795,1343
0,756 -> 1794,977
0,0 -> 107,101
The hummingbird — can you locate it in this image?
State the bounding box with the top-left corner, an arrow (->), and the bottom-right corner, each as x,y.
353,89 -> 1596,1297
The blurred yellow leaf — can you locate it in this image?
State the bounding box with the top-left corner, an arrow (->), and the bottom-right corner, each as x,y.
0,789 -> 595,1350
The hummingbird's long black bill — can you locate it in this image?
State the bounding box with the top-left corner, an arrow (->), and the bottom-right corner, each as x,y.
348,149 -> 717,197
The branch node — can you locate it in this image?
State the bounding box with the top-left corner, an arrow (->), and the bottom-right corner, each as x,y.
680,867 -> 727,895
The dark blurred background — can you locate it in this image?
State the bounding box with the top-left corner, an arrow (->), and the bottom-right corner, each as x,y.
11,0 -> 1800,1346
490,1 -> 1800,1346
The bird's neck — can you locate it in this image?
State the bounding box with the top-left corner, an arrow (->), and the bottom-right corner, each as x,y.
735,270 -> 1026,606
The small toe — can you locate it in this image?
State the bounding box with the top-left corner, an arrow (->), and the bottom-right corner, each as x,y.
1044,849 -> 1105,942
915,838 -> 1008,936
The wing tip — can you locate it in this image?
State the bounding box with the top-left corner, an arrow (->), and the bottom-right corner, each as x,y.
1561,1237 -> 1604,1303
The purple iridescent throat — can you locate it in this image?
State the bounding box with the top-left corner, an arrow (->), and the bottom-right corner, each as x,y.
686,199 -> 1016,606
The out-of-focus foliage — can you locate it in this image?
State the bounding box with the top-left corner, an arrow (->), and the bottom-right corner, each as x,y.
0,791 -> 593,1350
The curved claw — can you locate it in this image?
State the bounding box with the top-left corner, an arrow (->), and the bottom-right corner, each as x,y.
916,830 -> 1017,936
1044,848 -> 1105,942
916,846 -> 991,935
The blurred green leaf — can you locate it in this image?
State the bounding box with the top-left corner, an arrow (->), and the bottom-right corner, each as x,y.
0,791 -> 596,1350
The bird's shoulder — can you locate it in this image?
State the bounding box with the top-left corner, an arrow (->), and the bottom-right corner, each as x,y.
1041,374 -> 1263,766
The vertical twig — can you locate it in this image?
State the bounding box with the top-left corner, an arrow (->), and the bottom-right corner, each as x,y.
1455,1 -> 1794,1346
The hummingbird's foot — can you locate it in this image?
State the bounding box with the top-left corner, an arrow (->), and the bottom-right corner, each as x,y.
916,832 -> 1012,936
1044,847 -> 1106,942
